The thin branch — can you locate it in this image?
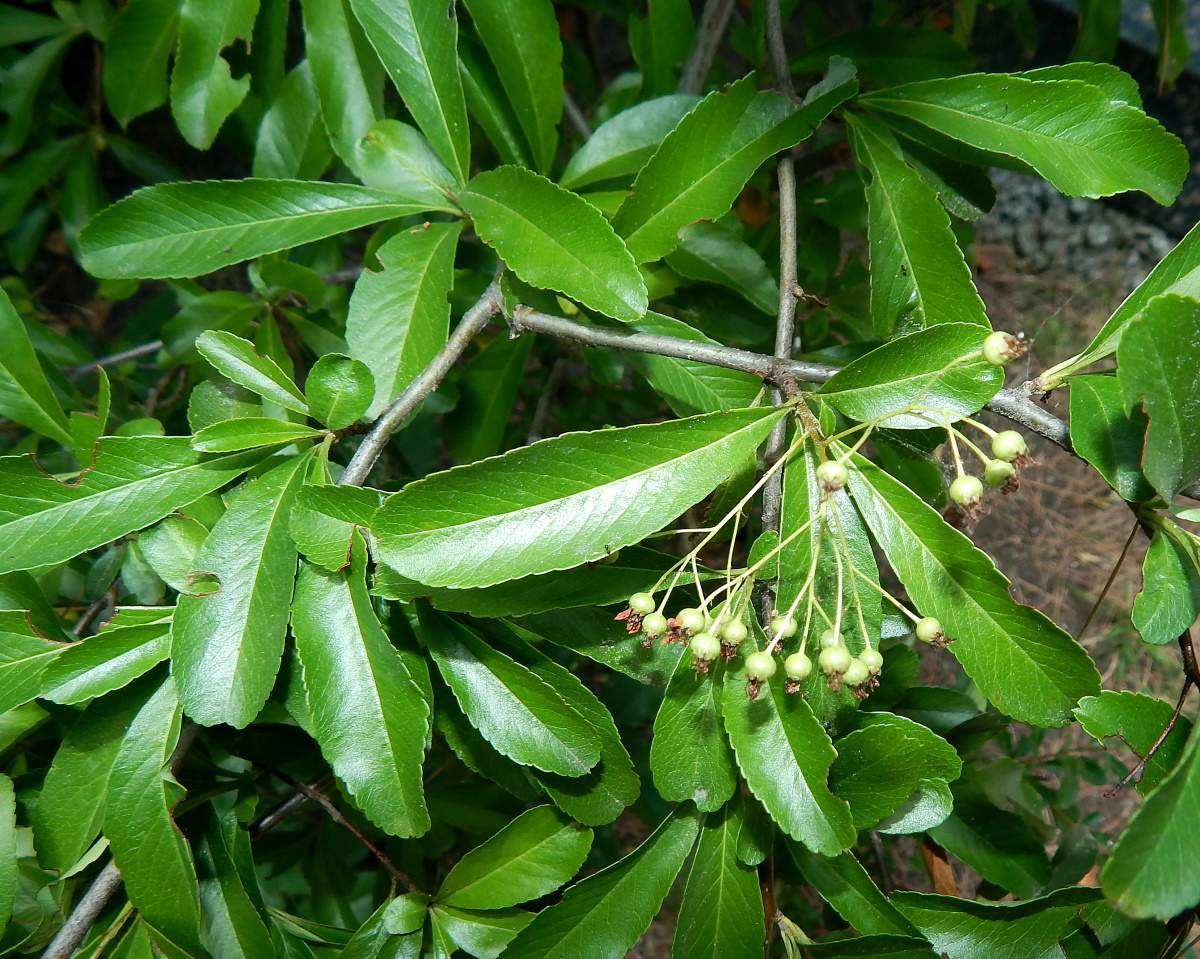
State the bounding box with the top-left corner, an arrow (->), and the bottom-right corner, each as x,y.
248,773 -> 334,840
63,341 -> 164,382
1074,520 -> 1140,643
527,356 -> 570,443
562,88 -> 592,140
678,0 -> 738,94
261,767 -> 423,894
339,280 -> 505,487
41,723 -> 198,959
1107,668 -> 1193,796
764,0 -> 795,98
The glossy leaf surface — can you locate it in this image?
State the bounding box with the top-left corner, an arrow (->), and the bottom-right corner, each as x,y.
196,331 -> 310,414
371,406 -> 783,588
191,417 -> 324,452
1067,374 -> 1155,502
1075,690 -> 1191,795
39,619 -> 171,704
0,285 -> 72,445
1132,526 -> 1200,646
79,180 -> 428,279
790,843 -> 922,937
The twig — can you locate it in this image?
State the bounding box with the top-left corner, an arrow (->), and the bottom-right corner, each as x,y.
1073,520 -> 1140,643
339,280 -> 505,487
40,723 -> 198,959
678,0 -> 738,94
1107,667 -> 1194,796
867,830 -> 893,895
527,356 -> 570,443
63,341 -> 163,382
764,0 -> 795,99
562,88 -> 592,140
72,594 -> 112,637
260,766 -> 423,894
248,773 -> 334,840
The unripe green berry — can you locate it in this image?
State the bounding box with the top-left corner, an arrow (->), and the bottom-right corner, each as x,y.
677,607 -> 705,632
770,614 -> 798,638
982,330 -> 1021,366
990,430 -> 1028,462
984,459 -> 1016,488
816,459 -> 850,492
819,627 -> 842,649
689,632 -> 721,661
744,651 -> 777,681
915,616 -> 944,644
721,620 -> 748,645
949,474 -> 984,508
784,651 -> 813,681
843,657 -> 871,686
859,647 -> 884,674
641,612 -> 668,638
629,592 -> 655,615
818,644 -> 852,676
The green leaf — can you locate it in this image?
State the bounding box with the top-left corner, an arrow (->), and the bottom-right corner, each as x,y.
928,782 -> 1051,899
829,713 -> 960,831
290,541 -> 431,837
612,64 -> 858,263
818,323 -> 1000,428
0,772 -> 13,929
559,95 -> 700,191
353,119 -> 460,213
138,514 -> 211,593
862,74 -> 1188,205
197,331 -> 310,414
341,898 -> 422,959
721,631 -> 856,855
1102,719 -> 1200,918
482,621 -> 640,825
0,569 -> 70,643
847,115 -> 989,338
1133,525 -> 1200,646
169,0 -> 257,149
626,312 -> 761,416
305,355 -> 374,430
195,808 -> 275,959
457,26 -> 531,168
433,905 -> 533,959
104,676 -> 204,955
31,683 -> 148,874
299,0 -> 380,164
39,619 -> 171,704
0,437 -> 256,575
1117,293 -> 1200,500
847,454 -> 1100,726
103,0 -> 179,127
346,220 -> 461,419
672,800 -> 762,959
252,60 -> 332,180
791,26 -> 974,86
437,805 -> 591,908
461,166 -> 646,322
651,647 -> 737,812
893,888 -> 1102,959
371,406 -> 784,589
892,131 -> 996,221
1075,690 -> 1192,795
1042,219 -> 1200,388
0,616 -> 64,713
629,0 -> 693,97
1068,2 -> 1120,62
419,607 -> 600,777
1151,0 -> 1190,88
192,417 -> 324,452
803,937 -> 942,958
445,332 -> 533,463
459,0 -> 560,173
1067,374 -> 1156,502
172,452 -> 311,728
349,0 -> 470,183
79,180 -> 429,279
1019,62 -> 1141,107
789,844 -> 922,937
665,221 -> 778,316
0,284 -> 72,445
501,804 -> 700,959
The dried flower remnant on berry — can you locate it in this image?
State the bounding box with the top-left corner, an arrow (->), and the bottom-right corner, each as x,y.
981,330 -> 1029,366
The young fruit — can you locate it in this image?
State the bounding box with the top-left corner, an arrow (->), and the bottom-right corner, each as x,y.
721,620 -> 748,645
641,612 -> 668,639
818,627 -> 842,648
744,651 -> 777,681
629,592 -> 656,615
676,607 -> 706,632
949,474 -> 984,509
990,430 -> 1028,462
770,614 -> 798,638
843,658 -> 871,686
915,616 -> 944,645
859,647 -> 884,674
818,644 -> 852,676
689,632 -> 721,661
981,330 -> 1026,366
984,459 -> 1016,488
816,459 -> 849,492
784,650 -> 812,681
